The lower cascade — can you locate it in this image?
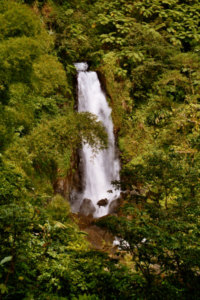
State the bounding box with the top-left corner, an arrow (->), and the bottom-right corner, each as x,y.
75,62 -> 120,218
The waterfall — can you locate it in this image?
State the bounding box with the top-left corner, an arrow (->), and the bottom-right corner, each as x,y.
75,62 -> 120,218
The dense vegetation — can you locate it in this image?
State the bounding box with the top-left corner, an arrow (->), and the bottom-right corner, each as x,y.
0,0 -> 200,299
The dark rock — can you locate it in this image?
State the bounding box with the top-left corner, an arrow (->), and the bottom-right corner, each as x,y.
79,198 -> 96,217
97,198 -> 108,207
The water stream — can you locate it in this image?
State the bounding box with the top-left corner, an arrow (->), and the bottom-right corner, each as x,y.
75,62 -> 120,217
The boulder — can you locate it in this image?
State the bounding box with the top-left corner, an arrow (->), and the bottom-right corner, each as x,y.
79,198 -> 96,217
97,198 -> 108,207
108,198 -> 120,214
107,189 -> 113,193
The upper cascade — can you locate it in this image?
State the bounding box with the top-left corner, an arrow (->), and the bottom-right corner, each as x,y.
74,62 -> 88,72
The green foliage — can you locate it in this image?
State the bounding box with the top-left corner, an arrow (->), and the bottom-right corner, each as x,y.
24,111 -> 107,180
0,36 -> 42,85
0,4 -> 41,39
132,0 -> 200,49
97,198 -> 200,299
48,194 -> 71,221
1,0 -> 200,299
32,54 -> 69,96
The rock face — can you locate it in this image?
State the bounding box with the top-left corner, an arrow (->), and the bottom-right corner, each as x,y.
53,150 -> 83,200
79,198 -> 96,217
97,198 -> 108,207
108,198 -> 120,214
77,214 -> 115,251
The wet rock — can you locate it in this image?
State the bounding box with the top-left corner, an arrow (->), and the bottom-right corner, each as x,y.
97,198 -> 108,207
108,198 -> 120,214
79,198 -> 96,217
107,189 -> 113,193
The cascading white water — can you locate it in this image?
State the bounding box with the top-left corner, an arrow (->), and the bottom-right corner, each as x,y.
75,62 -> 120,218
